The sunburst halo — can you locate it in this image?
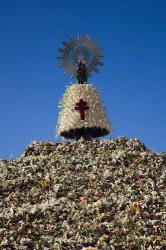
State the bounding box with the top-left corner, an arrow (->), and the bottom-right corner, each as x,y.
57,35 -> 104,78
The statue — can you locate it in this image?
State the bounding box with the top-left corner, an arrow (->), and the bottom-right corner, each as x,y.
56,35 -> 111,140
76,60 -> 88,84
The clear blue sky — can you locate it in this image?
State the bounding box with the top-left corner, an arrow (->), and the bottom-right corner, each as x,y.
0,0 -> 166,159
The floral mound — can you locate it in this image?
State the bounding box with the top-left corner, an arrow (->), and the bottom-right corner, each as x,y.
0,137 -> 166,249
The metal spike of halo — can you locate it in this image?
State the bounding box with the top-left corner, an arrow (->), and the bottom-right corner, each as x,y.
57,35 -> 104,78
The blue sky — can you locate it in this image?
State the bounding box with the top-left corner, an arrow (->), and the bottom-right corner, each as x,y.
0,0 -> 166,159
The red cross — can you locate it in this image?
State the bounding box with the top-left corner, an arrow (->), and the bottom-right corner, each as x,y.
74,99 -> 89,120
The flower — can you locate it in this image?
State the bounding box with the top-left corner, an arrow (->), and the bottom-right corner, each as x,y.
81,248 -> 98,250
79,196 -> 87,205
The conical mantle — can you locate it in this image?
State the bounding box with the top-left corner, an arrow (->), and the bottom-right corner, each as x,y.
56,84 -> 111,140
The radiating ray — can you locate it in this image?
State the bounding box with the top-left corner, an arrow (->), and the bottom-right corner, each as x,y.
62,41 -> 72,49
77,35 -> 83,45
70,36 -> 77,47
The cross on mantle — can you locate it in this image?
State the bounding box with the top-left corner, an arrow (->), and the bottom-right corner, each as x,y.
74,99 -> 89,120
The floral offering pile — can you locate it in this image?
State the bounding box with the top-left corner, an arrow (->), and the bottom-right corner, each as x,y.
0,137 -> 166,249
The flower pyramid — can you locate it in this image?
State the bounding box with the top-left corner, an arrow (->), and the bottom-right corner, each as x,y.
1,36 -> 165,249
